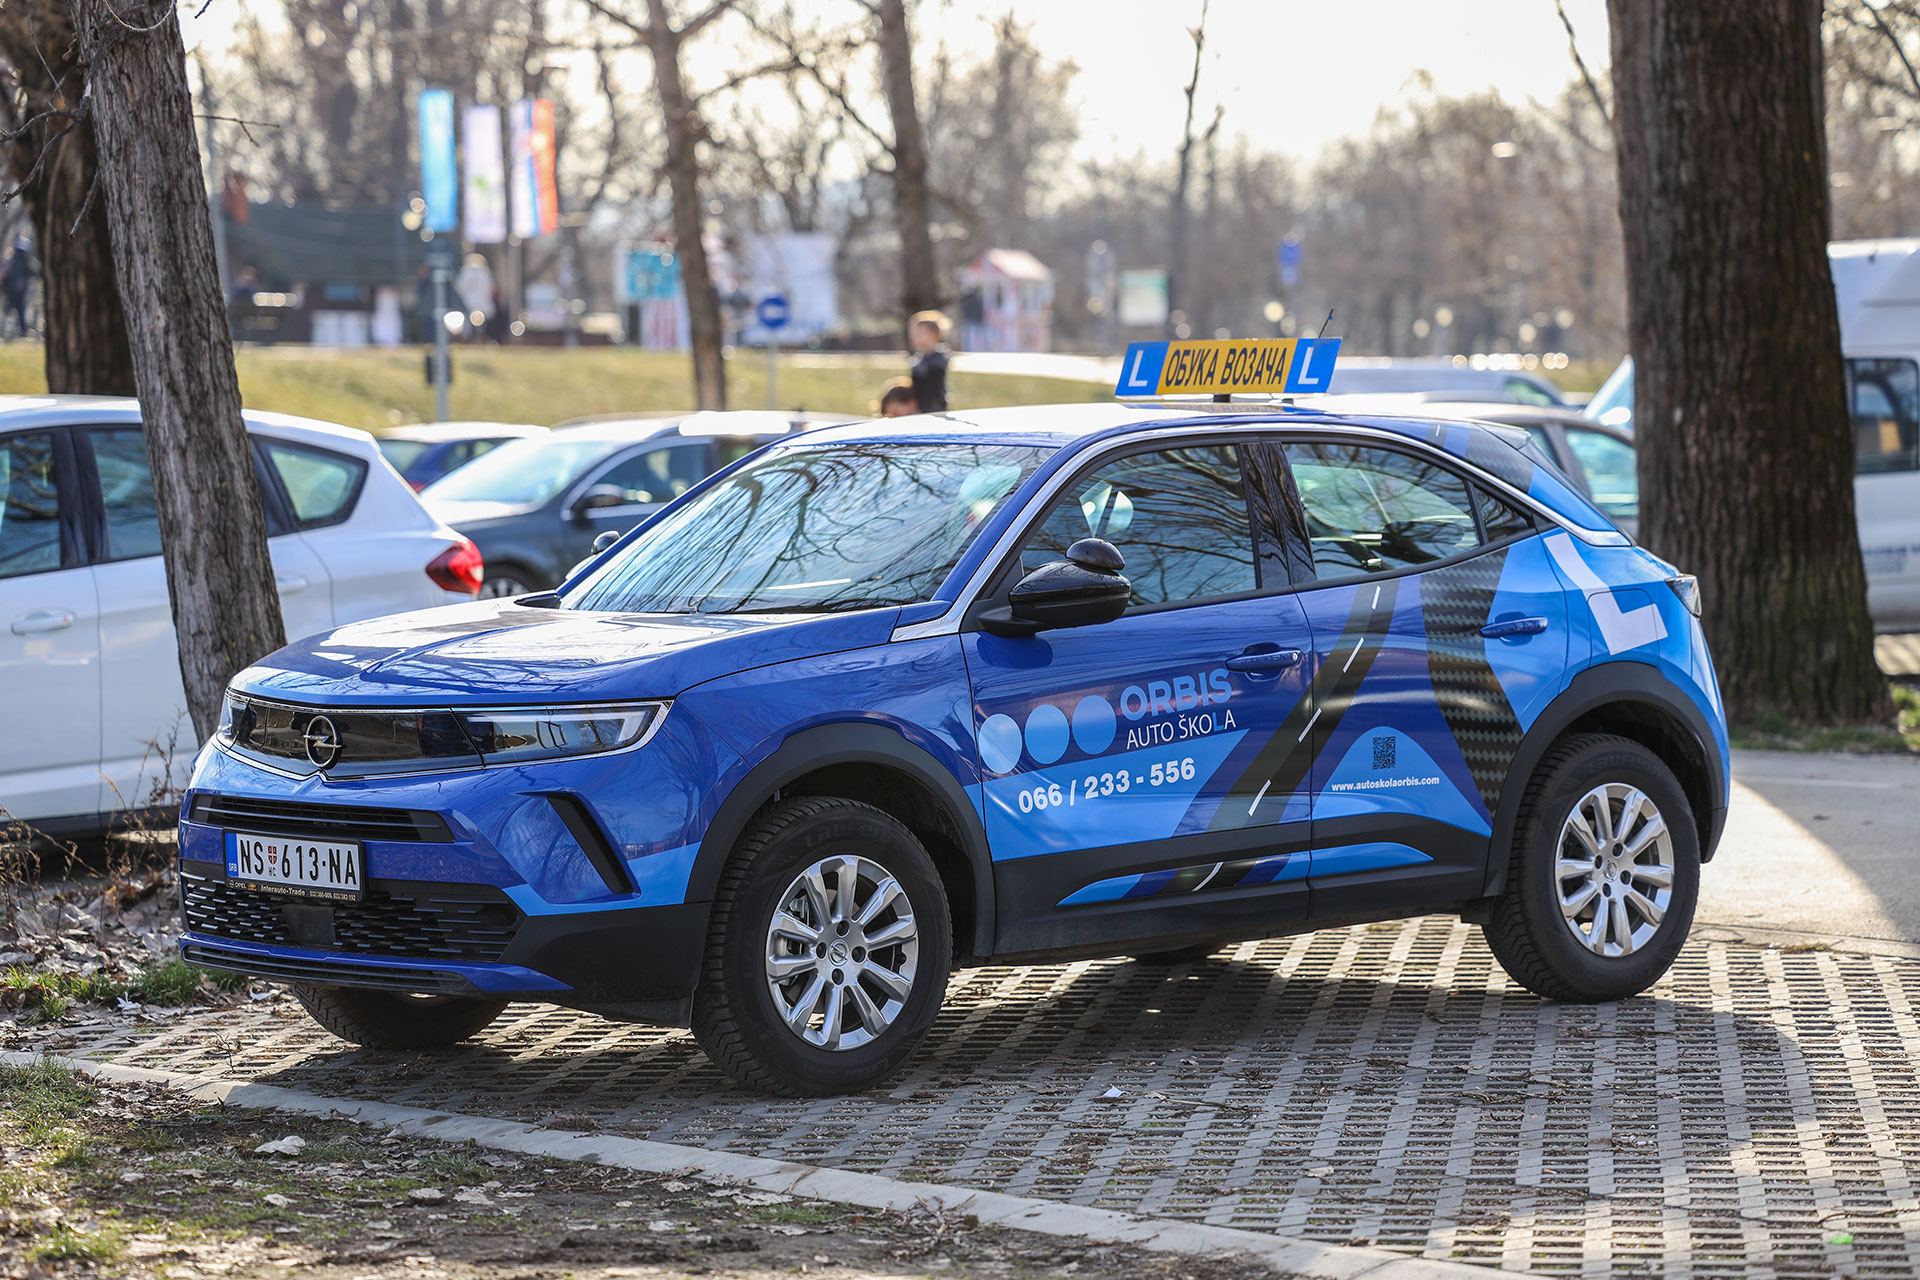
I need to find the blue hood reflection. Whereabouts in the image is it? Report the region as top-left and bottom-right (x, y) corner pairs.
(231, 596), (903, 707)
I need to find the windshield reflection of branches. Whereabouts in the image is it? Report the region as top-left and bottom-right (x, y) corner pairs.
(564, 443), (1050, 614)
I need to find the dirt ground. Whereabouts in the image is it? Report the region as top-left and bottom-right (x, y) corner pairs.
(0, 1062), (1280, 1280)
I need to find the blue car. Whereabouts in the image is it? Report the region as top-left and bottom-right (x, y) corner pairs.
(178, 341), (1728, 1096)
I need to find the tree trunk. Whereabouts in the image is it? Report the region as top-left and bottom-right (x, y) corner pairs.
(71, 0), (285, 740)
(1167, 1), (1210, 339)
(1608, 0), (1891, 726)
(0, 4), (134, 395)
(646, 0), (726, 410)
(874, 0), (938, 323)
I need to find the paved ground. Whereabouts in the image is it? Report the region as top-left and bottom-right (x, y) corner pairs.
(1700, 748), (1920, 956)
(36, 745), (1920, 1279)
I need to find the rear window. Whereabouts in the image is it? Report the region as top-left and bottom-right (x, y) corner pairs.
(377, 437), (431, 473)
(1848, 358), (1920, 475)
(263, 439), (367, 528)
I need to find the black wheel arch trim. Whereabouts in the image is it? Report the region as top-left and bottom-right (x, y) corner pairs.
(689, 722), (995, 960)
(1484, 660), (1727, 898)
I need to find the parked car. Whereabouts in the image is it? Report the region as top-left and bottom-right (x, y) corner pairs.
(178, 390), (1726, 1095)
(375, 421), (546, 491)
(421, 410), (853, 598)
(0, 396), (482, 834)
(1330, 356), (1568, 406)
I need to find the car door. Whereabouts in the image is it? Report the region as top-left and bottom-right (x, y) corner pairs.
(1278, 437), (1568, 916)
(568, 440), (713, 564)
(1848, 356), (1920, 630)
(80, 426), (332, 814)
(0, 427), (101, 823)
(963, 441), (1318, 955)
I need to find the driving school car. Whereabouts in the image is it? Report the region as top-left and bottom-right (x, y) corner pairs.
(177, 336), (1729, 1097)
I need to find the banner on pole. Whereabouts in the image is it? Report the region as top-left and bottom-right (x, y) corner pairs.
(510, 98), (559, 238)
(418, 89), (458, 234)
(463, 104), (507, 245)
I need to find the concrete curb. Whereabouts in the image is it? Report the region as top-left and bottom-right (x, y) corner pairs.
(6, 1050), (1535, 1280)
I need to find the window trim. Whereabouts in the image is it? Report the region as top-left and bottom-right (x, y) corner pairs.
(258, 435), (369, 531)
(0, 426), (84, 579)
(961, 435), (1286, 631)
(1271, 432), (1538, 591)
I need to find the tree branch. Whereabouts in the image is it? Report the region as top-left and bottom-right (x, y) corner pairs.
(1554, 0), (1611, 126)
(677, 0), (737, 42)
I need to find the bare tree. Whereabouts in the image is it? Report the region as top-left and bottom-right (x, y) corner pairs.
(70, 0), (285, 738)
(0, 3), (133, 394)
(1609, 0), (1891, 726)
(586, 0), (734, 409)
(1166, 0), (1218, 339)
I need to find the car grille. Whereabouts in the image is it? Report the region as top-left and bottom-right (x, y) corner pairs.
(187, 794), (454, 843)
(181, 943), (471, 995)
(180, 870), (520, 962)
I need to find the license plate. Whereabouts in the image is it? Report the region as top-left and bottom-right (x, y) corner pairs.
(225, 831), (365, 902)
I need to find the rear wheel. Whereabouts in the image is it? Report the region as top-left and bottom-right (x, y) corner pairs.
(290, 985), (508, 1049)
(1482, 734), (1699, 1002)
(479, 570), (538, 598)
(692, 797), (951, 1096)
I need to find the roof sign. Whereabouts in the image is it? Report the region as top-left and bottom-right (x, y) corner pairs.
(1114, 337), (1341, 398)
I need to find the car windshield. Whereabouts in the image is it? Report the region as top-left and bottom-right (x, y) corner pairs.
(1586, 357), (1634, 431)
(423, 436), (616, 505)
(563, 441), (1052, 614)
(377, 437), (430, 471)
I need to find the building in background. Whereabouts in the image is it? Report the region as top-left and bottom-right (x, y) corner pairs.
(959, 249), (1054, 352)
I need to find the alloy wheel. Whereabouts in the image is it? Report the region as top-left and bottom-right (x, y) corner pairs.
(764, 854), (920, 1051)
(1554, 782), (1676, 958)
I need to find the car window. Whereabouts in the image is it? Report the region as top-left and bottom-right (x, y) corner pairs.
(1563, 427), (1639, 521)
(1848, 357), (1920, 475)
(84, 427), (164, 561)
(377, 437), (430, 473)
(471, 438), (510, 460)
(593, 444), (709, 506)
(1018, 445), (1257, 607)
(1478, 487), (1534, 541)
(263, 439), (367, 528)
(0, 432), (62, 579)
(1520, 424), (1555, 455)
(1285, 442), (1481, 580)
(565, 441), (1051, 614)
(425, 436), (611, 505)
(1505, 377), (1561, 407)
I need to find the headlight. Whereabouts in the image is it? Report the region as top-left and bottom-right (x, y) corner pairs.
(453, 702), (668, 765)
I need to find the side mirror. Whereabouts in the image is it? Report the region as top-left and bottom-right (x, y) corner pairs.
(983, 538), (1131, 636)
(571, 484), (627, 521)
(591, 530), (623, 554)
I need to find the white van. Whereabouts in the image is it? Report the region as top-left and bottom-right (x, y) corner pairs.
(1586, 239), (1920, 632)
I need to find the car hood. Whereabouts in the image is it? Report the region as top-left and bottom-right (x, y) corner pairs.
(231, 597), (903, 706)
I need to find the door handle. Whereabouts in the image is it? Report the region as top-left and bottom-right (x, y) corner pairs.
(1480, 616), (1549, 639)
(275, 574), (310, 594)
(11, 609), (75, 636)
(1225, 648), (1304, 673)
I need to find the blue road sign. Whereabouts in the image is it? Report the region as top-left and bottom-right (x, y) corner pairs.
(756, 293), (791, 330)
(1279, 235), (1302, 288)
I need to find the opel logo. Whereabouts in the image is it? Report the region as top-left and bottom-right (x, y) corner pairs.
(828, 942), (850, 965)
(302, 715), (341, 769)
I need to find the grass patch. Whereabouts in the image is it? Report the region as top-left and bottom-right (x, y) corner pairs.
(1732, 682), (1920, 754)
(125, 958), (245, 1004)
(1, 966), (125, 1022)
(0, 343), (1106, 431)
(26, 1222), (121, 1264)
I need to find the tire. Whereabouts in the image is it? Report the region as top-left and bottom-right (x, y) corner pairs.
(692, 797), (952, 1096)
(290, 985), (508, 1049)
(479, 570), (539, 599)
(1482, 733), (1700, 1002)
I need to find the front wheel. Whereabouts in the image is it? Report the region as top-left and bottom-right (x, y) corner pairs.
(692, 797), (952, 1096)
(290, 985), (508, 1049)
(1482, 734), (1700, 1002)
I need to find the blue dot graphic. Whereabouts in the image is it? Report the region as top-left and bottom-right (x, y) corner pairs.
(1072, 695), (1117, 754)
(978, 714), (1023, 774)
(1025, 703), (1071, 765)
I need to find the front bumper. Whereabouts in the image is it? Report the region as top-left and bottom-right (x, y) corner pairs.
(175, 742), (715, 1015)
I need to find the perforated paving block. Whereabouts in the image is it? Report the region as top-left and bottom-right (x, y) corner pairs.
(65, 918), (1920, 1278)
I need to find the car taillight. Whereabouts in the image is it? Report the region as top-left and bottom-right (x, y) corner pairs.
(427, 537), (484, 595)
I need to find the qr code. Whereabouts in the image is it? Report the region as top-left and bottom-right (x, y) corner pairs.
(1372, 734), (1397, 771)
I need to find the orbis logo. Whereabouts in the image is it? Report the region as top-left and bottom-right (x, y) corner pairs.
(977, 668), (1236, 775)
(1119, 669), (1233, 720)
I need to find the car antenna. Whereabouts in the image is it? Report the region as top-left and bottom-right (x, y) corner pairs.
(1315, 308), (1336, 339)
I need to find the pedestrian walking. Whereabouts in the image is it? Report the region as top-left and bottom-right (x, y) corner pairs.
(2, 238), (36, 340)
(909, 310), (950, 413)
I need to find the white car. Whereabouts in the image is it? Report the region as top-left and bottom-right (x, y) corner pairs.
(0, 396), (481, 834)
